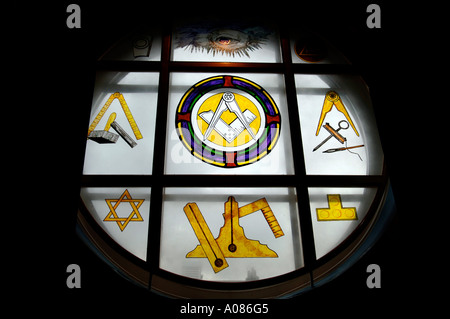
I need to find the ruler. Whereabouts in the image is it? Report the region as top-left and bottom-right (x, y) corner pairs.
(238, 198), (284, 238)
(183, 203), (228, 273)
(87, 92), (143, 140)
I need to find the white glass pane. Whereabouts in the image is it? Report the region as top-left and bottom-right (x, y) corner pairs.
(159, 187), (303, 282)
(172, 23), (281, 63)
(83, 72), (158, 175)
(295, 74), (384, 175)
(165, 73), (295, 175)
(308, 187), (377, 259)
(80, 187), (151, 261)
(99, 30), (162, 61)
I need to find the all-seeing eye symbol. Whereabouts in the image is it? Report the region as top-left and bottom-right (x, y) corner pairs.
(174, 22), (272, 58)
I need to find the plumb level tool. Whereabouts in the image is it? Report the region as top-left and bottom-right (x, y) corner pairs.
(184, 197), (284, 273)
(184, 202), (229, 273)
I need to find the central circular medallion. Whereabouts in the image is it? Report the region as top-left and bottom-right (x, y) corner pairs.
(175, 75), (281, 168)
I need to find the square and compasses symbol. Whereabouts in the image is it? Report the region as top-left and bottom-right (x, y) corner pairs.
(104, 189), (144, 231)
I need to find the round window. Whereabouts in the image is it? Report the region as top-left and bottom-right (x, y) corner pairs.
(78, 21), (395, 298)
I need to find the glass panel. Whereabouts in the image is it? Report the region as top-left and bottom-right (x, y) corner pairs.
(99, 29), (162, 61)
(83, 72), (159, 175)
(159, 187), (303, 282)
(290, 31), (349, 64)
(295, 74), (384, 175)
(80, 187), (151, 261)
(172, 22), (281, 63)
(308, 187), (377, 259)
(165, 73), (295, 174)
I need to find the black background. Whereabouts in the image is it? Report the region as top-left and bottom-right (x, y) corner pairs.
(20, 1), (432, 317)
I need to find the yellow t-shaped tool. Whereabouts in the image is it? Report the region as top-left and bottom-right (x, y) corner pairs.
(316, 91), (359, 137)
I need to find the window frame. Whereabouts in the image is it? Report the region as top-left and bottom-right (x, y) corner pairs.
(77, 25), (390, 298)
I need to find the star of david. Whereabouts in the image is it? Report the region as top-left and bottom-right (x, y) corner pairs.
(104, 189), (144, 231)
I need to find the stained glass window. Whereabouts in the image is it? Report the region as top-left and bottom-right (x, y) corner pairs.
(82, 72), (159, 175)
(77, 20), (395, 298)
(80, 187), (151, 261)
(291, 31), (349, 64)
(100, 30), (162, 61)
(295, 74), (384, 175)
(165, 72), (294, 174)
(172, 22), (282, 63)
(160, 187), (302, 281)
(307, 187), (377, 259)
